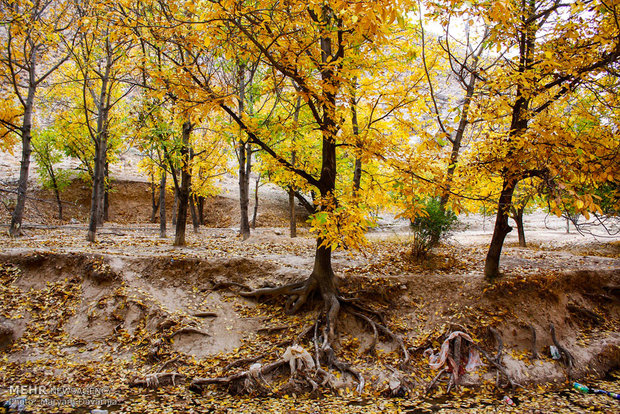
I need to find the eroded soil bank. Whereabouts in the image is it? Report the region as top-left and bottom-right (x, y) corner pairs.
(0, 229), (618, 412)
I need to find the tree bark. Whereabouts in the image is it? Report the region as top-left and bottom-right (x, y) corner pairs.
(484, 179), (517, 281)
(102, 162), (109, 222)
(251, 173), (259, 229)
(9, 72), (36, 237)
(511, 205), (527, 247)
(86, 42), (113, 242)
(310, 28), (340, 302)
(350, 81), (362, 197)
(174, 121), (192, 246)
(197, 196), (205, 225)
(171, 188), (177, 227)
(87, 136), (107, 242)
(289, 188), (296, 238)
(159, 170), (166, 238)
(190, 194), (199, 232)
(150, 172), (158, 223)
(48, 167), (63, 221)
(237, 64), (251, 240)
(289, 96), (301, 237)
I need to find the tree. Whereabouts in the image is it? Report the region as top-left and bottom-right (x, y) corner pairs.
(454, 0), (620, 280)
(0, 0), (72, 236)
(65, 1), (134, 242)
(31, 128), (72, 220)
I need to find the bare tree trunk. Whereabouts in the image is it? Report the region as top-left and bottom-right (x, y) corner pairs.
(197, 196), (205, 225)
(350, 81), (362, 197)
(174, 121), (192, 246)
(289, 188), (296, 238)
(237, 64), (251, 240)
(102, 162), (109, 222)
(87, 136), (107, 242)
(49, 169), (63, 221)
(308, 31), (340, 305)
(9, 78), (36, 237)
(86, 46), (113, 242)
(150, 172), (158, 223)
(159, 170), (166, 238)
(190, 194), (199, 233)
(511, 205), (527, 247)
(251, 173), (260, 229)
(484, 179), (517, 281)
(289, 96), (301, 237)
(171, 188), (177, 227)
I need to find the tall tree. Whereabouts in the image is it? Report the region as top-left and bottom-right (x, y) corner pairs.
(66, 1), (134, 242)
(0, 0), (72, 236)
(460, 0), (620, 280)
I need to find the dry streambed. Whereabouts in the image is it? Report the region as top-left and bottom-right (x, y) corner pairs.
(0, 250), (617, 412)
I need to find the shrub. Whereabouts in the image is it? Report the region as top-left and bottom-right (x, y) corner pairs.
(410, 198), (457, 258)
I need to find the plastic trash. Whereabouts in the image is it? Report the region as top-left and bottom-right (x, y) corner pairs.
(550, 345), (561, 359)
(573, 382), (590, 393)
(572, 382), (620, 400)
(502, 396), (515, 406)
(91, 410), (109, 414)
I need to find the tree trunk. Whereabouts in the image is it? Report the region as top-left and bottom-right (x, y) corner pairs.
(439, 82), (475, 209)
(484, 179), (517, 281)
(150, 172), (158, 223)
(511, 206), (526, 247)
(251, 173), (259, 229)
(190, 194), (199, 233)
(310, 242), (337, 295)
(197, 196), (205, 225)
(102, 162), (109, 222)
(237, 64), (252, 240)
(9, 81), (36, 237)
(350, 82), (362, 197)
(171, 189), (178, 227)
(289, 187), (296, 238)
(46, 164), (63, 221)
(174, 121), (192, 246)
(87, 49), (113, 242)
(87, 136), (107, 242)
(159, 170), (166, 238)
(308, 31), (340, 306)
(289, 96), (300, 237)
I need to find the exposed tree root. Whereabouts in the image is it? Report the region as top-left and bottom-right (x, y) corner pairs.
(257, 325), (290, 334)
(189, 274), (410, 395)
(192, 311), (217, 318)
(157, 357), (179, 373)
(471, 343), (521, 390)
(240, 278), (317, 314)
(426, 368), (448, 394)
(488, 327), (504, 388)
(529, 324), (538, 360)
(550, 323), (575, 379)
(345, 309), (409, 364)
(166, 327), (210, 339)
(130, 372), (187, 388)
(567, 303), (602, 325)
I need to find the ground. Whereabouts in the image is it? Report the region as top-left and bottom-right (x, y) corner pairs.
(0, 152), (619, 412)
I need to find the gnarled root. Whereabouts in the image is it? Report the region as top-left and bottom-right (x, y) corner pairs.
(191, 276), (409, 396)
(130, 372), (187, 388)
(550, 323), (575, 379)
(240, 277), (317, 314)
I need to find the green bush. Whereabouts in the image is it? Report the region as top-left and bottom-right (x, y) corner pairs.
(410, 198), (457, 258)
